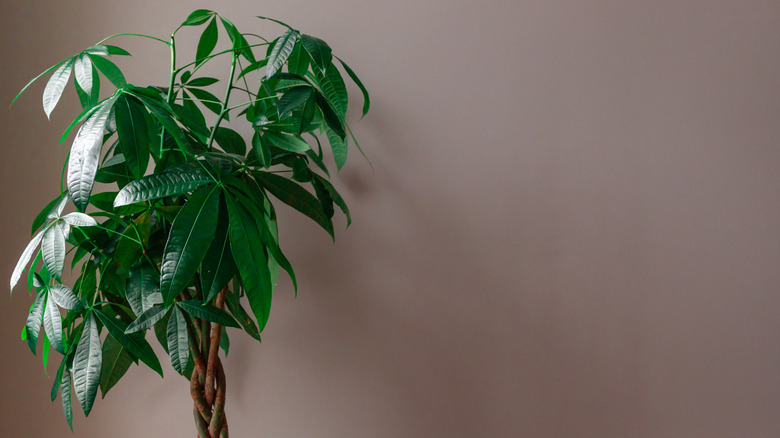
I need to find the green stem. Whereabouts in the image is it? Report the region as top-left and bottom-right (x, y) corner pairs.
(159, 34), (178, 158)
(96, 33), (170, 46)
(206, 54), (239, 151)
(175, 43), (270, 74)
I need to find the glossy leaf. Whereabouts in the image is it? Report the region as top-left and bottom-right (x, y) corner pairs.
(43, 294), (64, 354)
(25, 294), (45, 355)
(11, 231), (43, 292)
(182, 9), (213, 26)
(12, 58), (70, 106)
(159, 186), (219, 304)
(42, 59), (74, 119)
(178, 300), (239, 328)
(62, 368), (73, 430)
(94, 308), (163, 376)
(106, 45), (131, 56)
(226, 195), (273, 331)
(74, 54), (94, 96)
(90, 55), (127, 88)
(220, 17), (256, 63)
(61, 212), (98, 227)
(188, 87), (223, 115)
(49, 284), (81, 310)
(264, 130), (310, 153)
(301, 34), (332, 73)
(201, 205), (236, 303)
(312, 174), (351, 225)
(278, 86), (312, 118)
(67, 96), (118, 212)
(32, 192), (68, 235)
(73, 315), (102, 416)
(41, 225), (66, 281)
(316, 92), (346, 139)
(126, 264), (161, 316)
(266, 29), (299, 79)
(318, 63), (348, 118)
(287, 42), (309, 76)
(326, 125), (348, 170)
(337, 57), (370, 117)
(187, 77), (219, 87)
(251, 131), (272, 168)
(166, 307), (189, 374)
(114, 164), (214, 207)
(196, 18), (219, 66)
(99, 335), (134, 398)
(225, 287), (261, 341)
(214, 127), (247, 155)
(115, 95), (151, 178)
(253, 171), (334, 238)
(125, 305), (167, 334)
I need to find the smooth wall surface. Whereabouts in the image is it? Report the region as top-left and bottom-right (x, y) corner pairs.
(1, 1), (780, 437)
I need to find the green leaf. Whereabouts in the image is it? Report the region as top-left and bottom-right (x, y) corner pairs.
(125, 305), (167, 334)
(253, 171), (334, 238)
(11, 57), (69, 106)
(67, 96), (118, 211)
(42, 58), (74, 119)
(90, 55), (127, 88)
(318, 63), (348, 118)
(264, 130), (310, 153)
(43, 294), (64, 354)
(287, 42), (310, 77)
(326, 127), (348, 170)
(126, 264), (161, 316)
(74, 54), (94, 96)
(62, 212), (98, 227)
(225, 288), (262, 341)
(337, 57), (370, 117)
(52, 358), (65, 401)
(73, 314), (102, 416)
(187, 87), (223, 115)
(32, 192), (68, 235)
(94, 308), (163, 376)
(251, 131), (272, 168)
(301, 34), (332, 73)
(312, 174), (351, 225)
(114, 164), (214, 207)
(25, 293), (45, 355)
(41, 225), (66, 281)
(182, 9), (214, 26)
(178, 300), (239, 328)
(220, 17), (256, 63)
(106, 45), (131, 56)
(99, 335), (134, 398)
(166, 307), (189, 374)
(225, 195), (273, 331)
(201, 204), (236, 303)
(49, 284), (81, 310)
(62, 368), (73, 430)
(266, 29), (299, 79)
(160, 186), (219, 304)
(315, 92), (346, 139)
(131, 92), (191, 152)
(196, 17), (219, 66)
(10, 231), (43, 292)
(278, 86), (312, 118)
(115, 95), (151, 179)
(186, 77), (219, 87)
(214, 127), (247, 155)
(220, 328), (230, 356)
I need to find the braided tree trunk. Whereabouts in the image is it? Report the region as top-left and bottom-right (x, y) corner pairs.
(188, 287), (229, 437)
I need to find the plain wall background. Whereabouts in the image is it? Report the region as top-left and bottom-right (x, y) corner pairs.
(1, 1), (779, 436)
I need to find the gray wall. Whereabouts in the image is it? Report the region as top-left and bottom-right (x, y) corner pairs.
(1, 1), (779, 436)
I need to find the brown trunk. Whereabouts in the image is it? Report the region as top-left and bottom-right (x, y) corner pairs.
(190, 287), (230, 438)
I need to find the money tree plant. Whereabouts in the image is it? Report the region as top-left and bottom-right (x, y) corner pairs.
(9, 9), (369, 437)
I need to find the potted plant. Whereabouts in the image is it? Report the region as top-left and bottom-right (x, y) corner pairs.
(9, 9), (370, 437)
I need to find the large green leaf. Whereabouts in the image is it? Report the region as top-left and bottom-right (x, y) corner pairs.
(196, 17), (219, 66)
(115, 95), (151, 178)
(337, 57), (370, 117)
(61, 212), (98, 227)
(73, 314), (102, 416)
(41, 225), (66, 282)
(225, 288), (262, 341)
(114, 164), (214, 207)
(31, 192), (68, 235)
(277, 86), (312, 118)
(74, 54), (94, 96)
(225, 195), (273, 331)
(166, 307), (189, 374)
(125, 305), (167, 334)
(326, 126), (348, 170)
(126, 264), (161, 316)
(266, 29), (299, 79)
(213, 127), (246, 155)
(317, 63), (348, 118)
(12, 57), (70, 106)
(287, 42), (310, 77)
(181, 9), (214, 26)
(159, 186), (219, 304)
(49, 285), (81, 310)
(62, 368), (73, 430)
(253, 171), (334, 238)
(264, 130), (311, 153)
(178, 300), (239, 327)
(316, 92), (346, 139)
(25, 294), (45, 355)
(43, 294), (64, 354)
(94, 308), (163, 376)
(67, 96), (118, 211)
(90, 55), (127, 88)
(220, 17), (256, 63)
(42, 58), (74, 119)
(99, 335), (134, 398)
(301, 34), (332, 73)
(200, 203), (236, 303)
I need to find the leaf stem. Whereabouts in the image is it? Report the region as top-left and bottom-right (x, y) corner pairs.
(206, 54), (239, 151)
(96, 33), (170, 46)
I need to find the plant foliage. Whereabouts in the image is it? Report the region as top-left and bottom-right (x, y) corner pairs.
(10, 10), (369, 435)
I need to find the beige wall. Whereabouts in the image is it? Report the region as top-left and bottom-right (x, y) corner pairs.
(2, 1), (780, 436)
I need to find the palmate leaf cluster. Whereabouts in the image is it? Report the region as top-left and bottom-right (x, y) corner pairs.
(9, 10), (369, 430)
